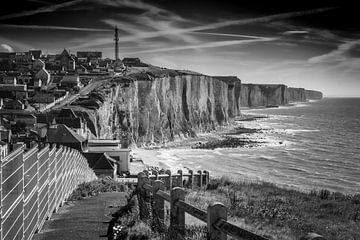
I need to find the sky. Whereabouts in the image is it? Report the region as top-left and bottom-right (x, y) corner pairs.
(0, 0), (359, 97)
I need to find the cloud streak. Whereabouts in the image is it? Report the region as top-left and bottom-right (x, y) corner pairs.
(73, 6), (334, 49)
(123, 37), (278, 55)
(0, 0), (83, 20)
(308, 40), (360, 63)
(0, 23), (112, 32)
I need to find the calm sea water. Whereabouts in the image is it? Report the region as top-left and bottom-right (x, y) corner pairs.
(156, 98), (360, 194)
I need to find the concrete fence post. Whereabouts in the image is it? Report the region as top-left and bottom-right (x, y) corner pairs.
(165, 170), (172, 190)
(170, 187), (186, 239)
(153, 180), (165, 222)
(188, 170), (194, 189)
(207, 202), (227, 240)
(177, 170), (183, 188)
(197, 170), (203, 188)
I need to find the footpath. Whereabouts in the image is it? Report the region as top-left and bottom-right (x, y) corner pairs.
(34, 192), (127, 240)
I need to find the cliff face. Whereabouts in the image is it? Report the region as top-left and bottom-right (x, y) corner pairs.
(213, 76), (242, 117)
(63, 66), (323, 145)
(240, 84), (288, 107)
(305, 90), (323, 100)
(87, 70), (229, 144)
(287, 88), (306, 102)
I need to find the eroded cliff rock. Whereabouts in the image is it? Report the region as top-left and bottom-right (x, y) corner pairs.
(305, 90), (323, 99)
(287, 87), (306, 102)
(78, 68), (230, 145)
(213, 76), (242, 117)
(60, 66), (322, 145)
(240, 84), (288, 107)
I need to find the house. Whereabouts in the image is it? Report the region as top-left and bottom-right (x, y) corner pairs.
(29, 50), (42, 59)
(13, 114), (37, 127)
(59, 49), (75, 71)
(0, 141), (8, 159)
(59, 75), (80, 88)
(122, 58), (148, 67)
(3, 76), (17, 84)
(54, 108), (87, 137)
(3, 99), (25, 110)
(83, 152), (118, 178)
(47, 124), (87, 152)
(32, 92), (55, 103)
(87, 139), (130, 173)
(0, 83), (28, 100)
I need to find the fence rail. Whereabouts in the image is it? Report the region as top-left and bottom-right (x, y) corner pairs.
(0, 144), (97, 240)
(137, 170), (326, 240)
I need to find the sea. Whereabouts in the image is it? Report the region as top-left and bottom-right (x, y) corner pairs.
(153, 98), (360, 194)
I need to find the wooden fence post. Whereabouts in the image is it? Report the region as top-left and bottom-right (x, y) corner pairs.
(154, 170), (159, 180)
(207, 202), (227, 240)
(153, 180), (165, 222)
(197, 170), (203, 188)
(137, 172), (151, 221)
(170, 187), (186, 239)
(177, 170), (183, 188)
(203, 170), (210, 186)
(165, 170), (172, 190)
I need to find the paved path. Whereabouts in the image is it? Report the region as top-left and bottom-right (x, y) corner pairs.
(34, 192), (127, 240)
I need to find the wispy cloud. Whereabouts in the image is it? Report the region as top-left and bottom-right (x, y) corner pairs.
(192, 32), (270, 39)
(0, 23), (112, 32)
(0, 0), (83, 20)
(283, 30), (309, 35)
(0, 44), (14, 52)
(74, 6), (334, 49)
(123, 37), (278, 55)
(308, 40), (360, 63)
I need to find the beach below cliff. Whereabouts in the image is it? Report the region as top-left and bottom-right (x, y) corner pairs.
(130, 114), (270, 172)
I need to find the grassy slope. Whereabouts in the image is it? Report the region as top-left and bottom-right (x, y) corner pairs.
(186, 177), (360, 240)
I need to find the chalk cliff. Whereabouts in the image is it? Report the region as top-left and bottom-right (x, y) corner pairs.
(213, 76), (242, 117)
(61, 66), (322, 145)
(79, 68), (230, 145)
(305, 90), (323, 100)
(287, 87), (306, 102)
(240, 84), (288, 107)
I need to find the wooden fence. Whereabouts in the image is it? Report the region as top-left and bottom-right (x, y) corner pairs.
(0, 144), (97, 240)
(137, 170), (326, 240)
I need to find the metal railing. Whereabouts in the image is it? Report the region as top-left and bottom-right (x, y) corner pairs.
(0, 144), (97, 240)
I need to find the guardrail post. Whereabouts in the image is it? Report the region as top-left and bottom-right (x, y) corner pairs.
(197, 170), (203, 188)
(153, 180), (165, 222)
(207, 202), (227, 240)
(177, 170), (183, 188)
(165, 170), (172, 190)
(300, 233), (326, 240)
(170, 187), (186, 239)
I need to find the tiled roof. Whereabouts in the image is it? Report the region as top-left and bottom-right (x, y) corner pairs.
(83, 152), (116, 170)
(47, 124), (85, 143)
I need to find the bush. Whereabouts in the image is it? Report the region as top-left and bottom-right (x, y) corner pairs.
(68, 178), (130, 201)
